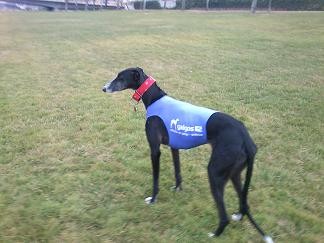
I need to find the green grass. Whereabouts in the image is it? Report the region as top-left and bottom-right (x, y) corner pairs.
(0, 10), (323, 242)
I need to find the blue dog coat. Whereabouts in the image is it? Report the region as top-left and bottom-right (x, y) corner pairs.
(146, 96), (217, 149)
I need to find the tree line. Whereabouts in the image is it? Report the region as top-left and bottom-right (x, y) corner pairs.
(64, 0), (324, 11)
(176, 0), (324, 11)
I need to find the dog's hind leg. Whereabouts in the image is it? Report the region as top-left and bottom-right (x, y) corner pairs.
(208, 163), (229, 236)
(228, 156), (246, 221)
(231, 171), (244, 221)
(207, 149), (233, 237)
(171, 148), (182, 191)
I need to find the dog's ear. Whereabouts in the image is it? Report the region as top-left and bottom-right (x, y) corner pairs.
(133, 67), (144, 83)
(133, 69), (141, 83)
(136, 67), (143, 73)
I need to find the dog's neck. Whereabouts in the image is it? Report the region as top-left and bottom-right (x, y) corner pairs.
(139, 79), (166, 109)
(142, 84), (166, 109)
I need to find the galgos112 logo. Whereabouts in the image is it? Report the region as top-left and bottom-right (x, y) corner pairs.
(170, 118), (203, 135)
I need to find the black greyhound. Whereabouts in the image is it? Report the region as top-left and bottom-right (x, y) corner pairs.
(102, 67), (273, 243)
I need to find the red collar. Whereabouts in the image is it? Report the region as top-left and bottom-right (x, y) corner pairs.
(132, 76), (156, 102)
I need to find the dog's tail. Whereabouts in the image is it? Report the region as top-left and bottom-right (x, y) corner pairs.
(241, 128), (257, 216)
(242, 130), (274, 243)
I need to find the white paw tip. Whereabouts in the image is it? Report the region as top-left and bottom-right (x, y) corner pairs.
(144, 197), (153, 205)
(231, 213), (243, 221)
(263, 236), (274, 243)
(171, 186), (181, 192)
(208, 232), (215, 238)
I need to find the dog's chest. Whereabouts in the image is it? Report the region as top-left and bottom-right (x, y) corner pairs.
(146, 96), (216, 149)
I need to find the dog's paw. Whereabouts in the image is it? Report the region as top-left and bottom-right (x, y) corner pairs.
(208, 232), (215, 238)
(263, 236), (274, 243)
(144, 197), (155, 205)
(170, 185), (182, 192)
(231, 213), (243, 222)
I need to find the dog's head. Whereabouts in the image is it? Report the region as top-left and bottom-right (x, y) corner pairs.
(102, 67), (148, 93)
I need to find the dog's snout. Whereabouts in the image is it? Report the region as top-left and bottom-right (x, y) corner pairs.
(102, 87), (107, 92)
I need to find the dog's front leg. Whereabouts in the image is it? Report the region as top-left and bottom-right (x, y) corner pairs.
(145, 147), (160, 204)
(145, 117), (167, 205)
(171, 148), (182, 191)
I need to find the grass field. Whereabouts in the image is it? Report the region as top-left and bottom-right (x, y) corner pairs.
(0, 10), (323, 242)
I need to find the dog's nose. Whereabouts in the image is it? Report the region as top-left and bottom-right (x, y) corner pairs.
(102, 87), (106, 92)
